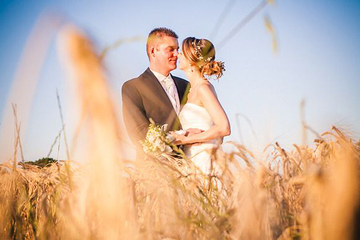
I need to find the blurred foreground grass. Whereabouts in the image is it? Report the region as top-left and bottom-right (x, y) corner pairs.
(0, 126), (359, 240)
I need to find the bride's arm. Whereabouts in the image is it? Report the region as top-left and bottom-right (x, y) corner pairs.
(175, 84), (231, 145)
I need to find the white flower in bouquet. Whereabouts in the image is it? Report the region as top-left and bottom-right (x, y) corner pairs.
(140, 120), (175, 156)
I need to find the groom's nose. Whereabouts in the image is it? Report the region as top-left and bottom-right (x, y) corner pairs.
(173, 49), (179, 57)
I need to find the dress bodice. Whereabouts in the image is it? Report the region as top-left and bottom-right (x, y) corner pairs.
(178, 103), (219, 174)
(179, 103), (214, 131)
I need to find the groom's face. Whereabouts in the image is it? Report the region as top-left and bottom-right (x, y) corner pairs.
(154, 36), (179, 73)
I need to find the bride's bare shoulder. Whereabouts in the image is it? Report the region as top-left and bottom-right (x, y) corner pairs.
(198, 82), (217, 97)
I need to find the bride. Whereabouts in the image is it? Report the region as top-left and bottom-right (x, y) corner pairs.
(173, 37), (231, 174)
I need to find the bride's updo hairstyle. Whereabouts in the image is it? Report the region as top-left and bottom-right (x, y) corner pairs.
(182, 37), (225, 79)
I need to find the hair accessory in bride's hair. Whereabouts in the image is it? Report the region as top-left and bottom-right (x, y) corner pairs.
(191, 40), (203, 60)
(191, 39), (214, 63)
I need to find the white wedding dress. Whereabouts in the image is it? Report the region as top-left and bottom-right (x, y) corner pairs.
(178, 103), (219, 174)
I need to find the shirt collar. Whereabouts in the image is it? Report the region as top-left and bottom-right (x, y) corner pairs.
(150, 69), (171, 82)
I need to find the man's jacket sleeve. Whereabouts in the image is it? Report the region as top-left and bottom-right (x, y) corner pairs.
(121, 81), (150, 147)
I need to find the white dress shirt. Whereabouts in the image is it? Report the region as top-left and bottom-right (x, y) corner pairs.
(150, 69), (180, 114)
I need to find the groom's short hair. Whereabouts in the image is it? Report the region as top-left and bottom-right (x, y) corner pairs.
(146, 27), (178, 58)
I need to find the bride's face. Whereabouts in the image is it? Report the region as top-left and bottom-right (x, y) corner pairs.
(178, 51), (191, 71)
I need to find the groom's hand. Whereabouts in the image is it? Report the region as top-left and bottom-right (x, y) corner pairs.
(185, 128), (204, 137)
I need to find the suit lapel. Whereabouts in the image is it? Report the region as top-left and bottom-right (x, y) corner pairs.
(172, 74), (190, 108)
(144, 68), (177, 113)
(142, 68), (183, 130)
(171, 74), (181, 100)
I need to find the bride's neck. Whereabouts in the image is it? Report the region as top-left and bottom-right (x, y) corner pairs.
(185, 70), (204, 86)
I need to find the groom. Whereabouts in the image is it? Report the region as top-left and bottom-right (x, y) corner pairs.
(122, 27), (189, 151)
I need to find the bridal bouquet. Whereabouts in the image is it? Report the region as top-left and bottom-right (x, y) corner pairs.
(140, 119), (185, 157)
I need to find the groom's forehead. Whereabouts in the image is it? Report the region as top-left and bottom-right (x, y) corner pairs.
(156, 36), (179, 48)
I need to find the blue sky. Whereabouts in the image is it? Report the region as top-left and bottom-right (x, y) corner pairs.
(1, 0), (359, 161)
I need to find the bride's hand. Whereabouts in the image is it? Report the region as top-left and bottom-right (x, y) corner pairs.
(170, 129), (204, 145)
(171, 132), (201, 146)
(185, 128), (204, 136)
(173, 134), (187, 145)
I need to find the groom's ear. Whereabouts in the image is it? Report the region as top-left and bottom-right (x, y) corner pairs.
(150, 46), (156, 57)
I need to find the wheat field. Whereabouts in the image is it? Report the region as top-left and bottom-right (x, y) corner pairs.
(0, 26), (359, 240)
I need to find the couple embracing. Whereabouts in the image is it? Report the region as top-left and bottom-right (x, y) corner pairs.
(122, 27), (231, 174)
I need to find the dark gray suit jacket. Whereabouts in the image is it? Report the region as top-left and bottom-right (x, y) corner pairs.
(122, 68), (189, 149)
